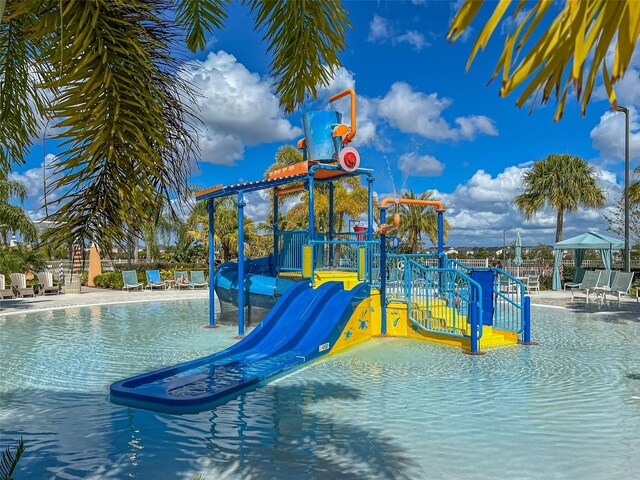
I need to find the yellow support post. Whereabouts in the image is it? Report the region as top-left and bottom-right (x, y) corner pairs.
(357, 246), (366, 281)
(302, 244), (313, 278)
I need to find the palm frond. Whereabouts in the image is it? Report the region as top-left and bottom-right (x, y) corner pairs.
(1, 437), (25, 480)
(448, 0), (640, 120)
(35, 0), (198, 252)
(246, 0), (351, 113)
(0, 2), (45, 171)
(174, 0), (228, 52)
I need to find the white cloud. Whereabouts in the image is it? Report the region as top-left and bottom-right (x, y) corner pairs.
(590, 108), (640, 162)
(367, 15), (429, 51)
(398, 153), (445, 177)
(378, 82), (498, 141)
(8, 154), (59, 210)
(180, 51), (302, 166)
(437, 164), (620, 247)
(500, 9), (530, 35)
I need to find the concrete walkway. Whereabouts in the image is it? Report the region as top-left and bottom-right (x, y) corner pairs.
(0, 285), (637, 317)
(0, 286), (209, 316)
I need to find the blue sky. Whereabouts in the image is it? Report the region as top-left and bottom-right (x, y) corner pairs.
(12, 0), (640, 247)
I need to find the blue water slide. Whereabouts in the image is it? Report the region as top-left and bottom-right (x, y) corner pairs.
(215, 258), (297, 309)
(110, 281), (369, 414)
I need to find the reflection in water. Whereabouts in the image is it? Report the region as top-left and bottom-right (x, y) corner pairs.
(201, 382), (416, 480)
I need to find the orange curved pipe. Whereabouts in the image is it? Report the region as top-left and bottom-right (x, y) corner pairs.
(380, 213), (400, 234)
(329, 88), (356, 144)
(379, 198), (445, 210)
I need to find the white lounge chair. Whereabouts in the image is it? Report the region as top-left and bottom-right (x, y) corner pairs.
(571, 270), (601, 303)
(190, 270), (208, 289)
(0, 274), (15, 299)
(174, 270), (194, 290)
(121, 270), (143, 291)
(9, 273), (35, 298)
(526, 275), (540, 294)
(36, 272), (60, 295)
(145, 270), (166, 290)
(596, 271), (636, 303)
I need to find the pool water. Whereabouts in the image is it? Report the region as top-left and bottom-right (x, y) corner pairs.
(1, 301), (639, 479)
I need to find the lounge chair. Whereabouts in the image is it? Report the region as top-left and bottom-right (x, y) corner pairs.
(36, 272), (60, 295)
(571, 270), (601, 304)
(145, 270), (166, 290)
(526, 275), (540, 294)
(174, 270), (194, 290)
(190, 270), (208, 289)
(9, 273), (35, 298)
(0, 274), (15, 299)
(121, 270), (143, 291)
(596, 271), (636, 303)
(564, 268), (585, 291)
(594, 269), (611, 289)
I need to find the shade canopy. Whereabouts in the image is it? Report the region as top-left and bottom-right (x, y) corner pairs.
(552, 231), (624, 290)
(553, 231), (624, 250)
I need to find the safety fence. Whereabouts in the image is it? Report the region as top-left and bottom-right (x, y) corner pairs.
(448, 258), (527, 335)
(309, 239), (380, 285)
(405, 261), (483, 351)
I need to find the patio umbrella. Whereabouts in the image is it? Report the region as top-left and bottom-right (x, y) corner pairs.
(514, 231), (523, 276)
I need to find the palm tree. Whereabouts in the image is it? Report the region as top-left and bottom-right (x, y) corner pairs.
(513, 154), (606, 243)
(631, 165), (640, 206)
(397, 190), (450, 254)
(2, 1), (351, 251)
(448, 1), (640, 120)
(0, 178), (37, 245)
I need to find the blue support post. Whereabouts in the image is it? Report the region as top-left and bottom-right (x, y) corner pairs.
(206, 198), (217, 328)
(308, 175), (315, 242)
(470, 300), (478, 353)
(380, 207), (387, 335)
(237, 191), (246, 337)
(367, 176), (374, 283)
(437, 210), (444, 255)
(328, 182), (334, 266)
(519, 296), (537, 345)
(273, 190), (279, 274)
(464, 300), (486, 355)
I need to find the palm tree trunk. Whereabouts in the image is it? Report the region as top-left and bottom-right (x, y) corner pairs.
(146, 242), (152, 262)
(556, 209), (564, 243)
(133, 237), (139, 262)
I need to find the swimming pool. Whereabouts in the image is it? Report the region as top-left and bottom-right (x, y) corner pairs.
(1, 300), (639, 479)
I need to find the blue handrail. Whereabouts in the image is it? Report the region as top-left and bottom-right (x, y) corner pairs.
(405, 261), (483, 347)
(491, 267), (526, 334)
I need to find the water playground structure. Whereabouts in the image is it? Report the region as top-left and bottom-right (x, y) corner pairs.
(111, 89), (533, 414)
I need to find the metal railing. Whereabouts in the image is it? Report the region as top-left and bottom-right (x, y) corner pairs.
(276, 230), (309, 271)
(309, 239), (379, 284)
(405, 260), (483, 344)
(385, 253), (444, 301)
(492, 268), (526, 334)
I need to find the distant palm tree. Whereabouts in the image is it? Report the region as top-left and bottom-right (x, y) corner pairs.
(631, 165), (640, 206)
(513, 154), (606, 243)
(397, 190), (450, 254)
(0, 178), (37, 245)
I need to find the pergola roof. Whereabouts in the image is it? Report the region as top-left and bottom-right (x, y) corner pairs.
(554, 231), (624, 250)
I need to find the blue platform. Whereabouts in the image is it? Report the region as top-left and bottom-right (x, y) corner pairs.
(110, 281), (369, 414)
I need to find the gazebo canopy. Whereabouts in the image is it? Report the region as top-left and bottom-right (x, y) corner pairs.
(554, 231), (624, 250)
(552, 231), (624, 290)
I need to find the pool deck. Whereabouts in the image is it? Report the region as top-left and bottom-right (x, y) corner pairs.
(0, 286), (638, 317)
(0, 286), (209, 316)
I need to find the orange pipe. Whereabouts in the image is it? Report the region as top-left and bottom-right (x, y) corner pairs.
(275, 185), (304, 197)
(379, 198), (445, 210)
(329, 88), (356, 144)
(380, 213), (400, 234)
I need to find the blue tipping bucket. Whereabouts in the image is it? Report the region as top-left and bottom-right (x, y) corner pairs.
(301, 110), (342, 162)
